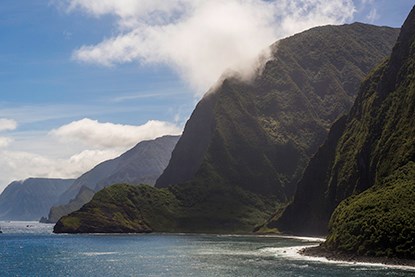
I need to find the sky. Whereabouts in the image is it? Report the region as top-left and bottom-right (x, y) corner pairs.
(0, 0), (414, 192)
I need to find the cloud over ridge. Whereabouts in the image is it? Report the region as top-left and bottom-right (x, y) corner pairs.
(50, 118), (182, 148)
(66, 0), (357, 94)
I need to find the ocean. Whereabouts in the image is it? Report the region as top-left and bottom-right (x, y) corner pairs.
(0, 221), (413, 276)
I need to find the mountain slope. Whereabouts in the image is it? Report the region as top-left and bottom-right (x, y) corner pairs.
(54, 23), (399, 234)
(46, 186), (95, 223)
(58, 135), (180, 204)
(0, 178), (74, 221)
(157, 23), (399, 200)
(270, 6), (415, 258)
(54, 182), (276, 234)
(47, 135), (179, 222)
(325, 7), (415, 258)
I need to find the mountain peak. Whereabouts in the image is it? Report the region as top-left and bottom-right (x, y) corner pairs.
(268, 5), (415, 258)
(156, 22), (399, 199)
(55, 23), (400, 234)
(379, 5), (415, 96)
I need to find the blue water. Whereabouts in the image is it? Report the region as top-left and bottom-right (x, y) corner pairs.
(0, 222), (414, 276)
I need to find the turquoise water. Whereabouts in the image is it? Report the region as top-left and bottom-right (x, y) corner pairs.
(0, 222), (414, 276)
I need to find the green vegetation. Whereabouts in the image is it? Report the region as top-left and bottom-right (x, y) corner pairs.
(157, 22), (399, 208)
(260, 116), (348, 235)
(55, 23), (399, 235)
(49, 135), (180, 223)
(54, 183), (276, 233)
(272, 5), (415, 259)
(326, 163), (415, 258)
(55, 184), (174, 233)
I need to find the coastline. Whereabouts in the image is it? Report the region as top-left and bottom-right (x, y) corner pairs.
(300, 245), (415, 268)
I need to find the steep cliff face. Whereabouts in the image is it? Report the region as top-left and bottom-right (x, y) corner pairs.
(156, 93), (218, 191)
(262, 116), (348, 235)
(0, 178), (73, 221)
(94, 135), (180, 191)
(325, 6), (415, 259)
(271, 6), (415, 258)
(47, 135), (179, 222)
(55, 23), (400, 234)
(157, 23), (399, 201)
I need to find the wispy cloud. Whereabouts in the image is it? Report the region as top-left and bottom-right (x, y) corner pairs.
(1, 104), (106, 125)
(0, 119), (17, 149)
(0, 118), (17, 132)
(366, 7), (379, 23)
(356, 0), (379, 24)
(111, 90), (188, 103)
(62, 0), (357, 94)
(0, 148), (119, 187)
(0, 103), (155, 125)
(50, 118), (182, 148)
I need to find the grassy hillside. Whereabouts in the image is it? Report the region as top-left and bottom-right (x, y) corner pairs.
(55, 183), (275, 233)
(47, 136), (179, 223)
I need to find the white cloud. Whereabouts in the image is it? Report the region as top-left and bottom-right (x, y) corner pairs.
(0, 149), (118, 189)
(366, 8), (379, 23)
(110, 90), (187, 103)
(68, 149), (120, 165)
(0, 118), (17, 132)
(0, 137), (13, 148)
(0, 118), (182, 192)
(50, 118), (182, 148)
(66, 0), (186, 25)
(65, 0), (357, 94)
(357, 0), (378, 24)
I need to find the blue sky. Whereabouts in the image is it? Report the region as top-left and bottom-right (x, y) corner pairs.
(0, 1), (193, 128)
(0, 0), (414, 191)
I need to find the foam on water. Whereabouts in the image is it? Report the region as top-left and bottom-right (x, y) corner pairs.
(0, 231), (413, 276)
(273, 234), (326, 243)
(81, 252), (119, 256)
(1, 223), (413, 275)
(261, 243), (415, 273)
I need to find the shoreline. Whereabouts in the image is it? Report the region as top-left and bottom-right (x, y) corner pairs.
(300, 245), (415, 268)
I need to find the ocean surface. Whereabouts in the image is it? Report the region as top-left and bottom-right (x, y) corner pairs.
(0, 221), (414, 276)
